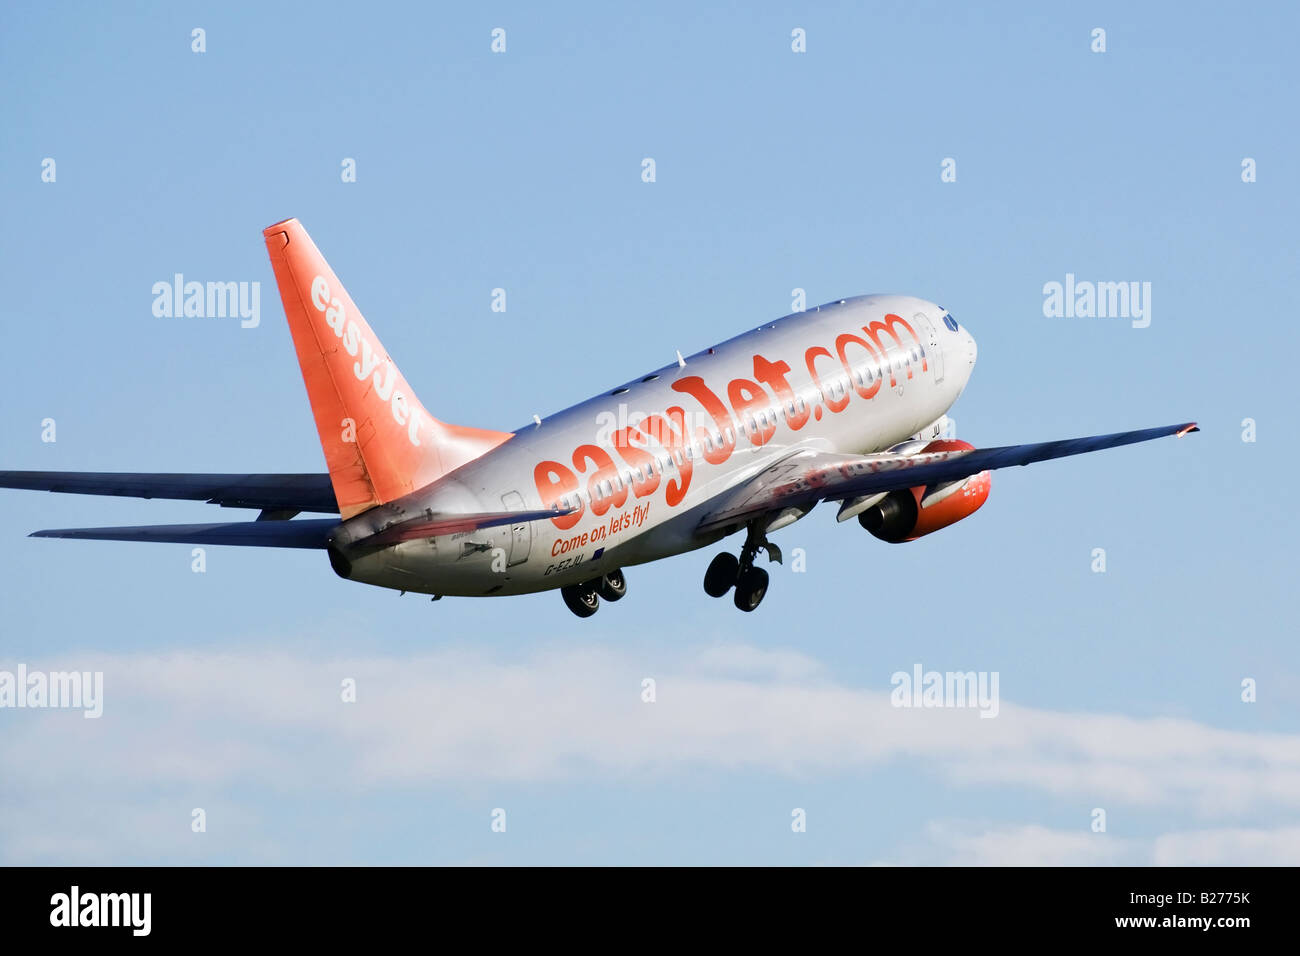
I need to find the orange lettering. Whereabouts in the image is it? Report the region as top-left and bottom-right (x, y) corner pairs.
(727, 377), (775, 446)
(534, 461), (583, 530)
(573, 444), (628, 517)
(805, 346), (850, 413)
(671, 376), (735, 465)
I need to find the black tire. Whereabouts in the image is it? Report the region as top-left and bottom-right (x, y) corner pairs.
(596, 569), (627, 602)
(703, 552), (740, 597)
(561, 583), (600, 618)
(733, 566), (769, 612)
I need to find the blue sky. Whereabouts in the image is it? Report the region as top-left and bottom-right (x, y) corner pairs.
(0, 0), (1297, 864)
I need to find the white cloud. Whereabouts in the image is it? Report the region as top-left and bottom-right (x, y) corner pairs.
(2, 642), (1298, 862)
(1153, 826), (1300, 866)
(919, 822), (1130, 866)
(875, 821), (1300, 866)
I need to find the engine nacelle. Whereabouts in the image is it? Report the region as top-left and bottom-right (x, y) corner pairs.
(858, 440), (991, 543)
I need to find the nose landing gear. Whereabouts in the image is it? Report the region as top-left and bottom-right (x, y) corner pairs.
(702, 521), (781, 612)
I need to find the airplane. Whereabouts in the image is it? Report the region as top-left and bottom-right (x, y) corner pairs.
(0, 219), (1198, 616)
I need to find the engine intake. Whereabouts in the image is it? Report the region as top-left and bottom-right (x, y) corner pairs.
(858, 440), (991, 543)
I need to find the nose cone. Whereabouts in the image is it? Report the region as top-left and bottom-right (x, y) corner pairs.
(964, 326), (977, 365)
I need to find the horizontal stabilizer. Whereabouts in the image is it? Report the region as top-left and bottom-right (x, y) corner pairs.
(29, 519), (339, 549)
(0, 471), (337, 513)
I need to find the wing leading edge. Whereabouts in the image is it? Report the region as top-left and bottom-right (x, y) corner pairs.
(0, 471), (338, 514)
(696, 421), (1199, 535)
(29, 519), (341, 549)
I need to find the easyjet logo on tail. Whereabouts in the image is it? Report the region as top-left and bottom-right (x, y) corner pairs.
(309, 275), (425, 447)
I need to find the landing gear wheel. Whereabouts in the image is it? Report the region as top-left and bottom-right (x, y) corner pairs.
(733, 566), (769, 612)
(703, 552), (740, 597)
(562, 582), (600, 618)
(596, 569), (627, 602)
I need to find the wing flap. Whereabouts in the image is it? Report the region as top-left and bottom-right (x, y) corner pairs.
(0, 471), (338, 513)
(29, 519), (339, 549)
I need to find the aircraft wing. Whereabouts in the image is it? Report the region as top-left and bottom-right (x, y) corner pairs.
(0, 471), (338, 514)
(29, 519), (340, 548)
(696, 421), (1199, 535)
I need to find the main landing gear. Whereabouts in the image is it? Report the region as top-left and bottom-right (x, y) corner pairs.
(561, 568), (627, 618)
(703, 521), (781, 612)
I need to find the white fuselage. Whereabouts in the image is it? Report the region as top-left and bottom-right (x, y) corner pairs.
(331, 295), (977, 596)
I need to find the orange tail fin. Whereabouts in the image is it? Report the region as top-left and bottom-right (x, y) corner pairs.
(263, 219), (512, 519)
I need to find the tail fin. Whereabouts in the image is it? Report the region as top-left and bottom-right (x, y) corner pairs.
(263, 219), (512, 519)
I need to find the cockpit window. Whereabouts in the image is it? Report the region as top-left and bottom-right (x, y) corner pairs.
(943, 313), (959, 332)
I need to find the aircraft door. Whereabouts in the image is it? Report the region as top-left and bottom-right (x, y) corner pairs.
(501, 491), (531, 567)
(916, 312), (944, 384)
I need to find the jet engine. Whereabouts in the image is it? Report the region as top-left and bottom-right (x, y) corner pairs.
(858, 439), (991, 543)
